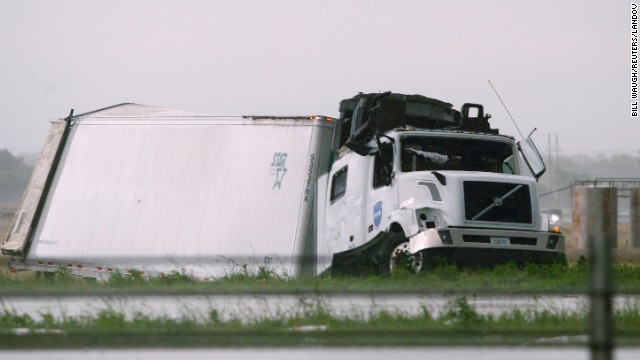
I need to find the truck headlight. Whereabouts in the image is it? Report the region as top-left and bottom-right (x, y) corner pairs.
(416, 208), (447, 230)
(548, 213), (562, 233)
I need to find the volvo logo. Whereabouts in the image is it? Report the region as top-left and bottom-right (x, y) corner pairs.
(493, 197), (504, 207)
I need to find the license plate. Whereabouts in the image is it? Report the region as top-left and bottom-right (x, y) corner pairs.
(490, 237), (510, 246)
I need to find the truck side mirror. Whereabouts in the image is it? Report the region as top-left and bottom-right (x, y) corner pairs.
(517, 137), (546, 179)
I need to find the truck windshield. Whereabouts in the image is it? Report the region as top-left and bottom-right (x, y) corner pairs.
(400, 135), (515, 174)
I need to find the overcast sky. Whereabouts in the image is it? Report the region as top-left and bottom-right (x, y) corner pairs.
(1, 1), (636, 156)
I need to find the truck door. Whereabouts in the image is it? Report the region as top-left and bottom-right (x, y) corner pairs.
(321, 154), (368, 255)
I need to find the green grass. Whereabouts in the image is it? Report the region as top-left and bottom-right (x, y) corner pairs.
(1, 235), (639, 348)
(1, 259), (639, 296)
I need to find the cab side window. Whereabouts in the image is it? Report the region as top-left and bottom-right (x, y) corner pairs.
(330, 166), (348, 202)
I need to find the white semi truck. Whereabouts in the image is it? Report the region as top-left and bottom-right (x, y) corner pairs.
(2, 93), (564, 279)
(318, 92), (564, 275)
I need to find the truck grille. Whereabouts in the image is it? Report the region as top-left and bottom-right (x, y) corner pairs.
(463, 181), (532, 224)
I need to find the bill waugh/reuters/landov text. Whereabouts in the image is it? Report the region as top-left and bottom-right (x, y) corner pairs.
(632, 3), (638, 117)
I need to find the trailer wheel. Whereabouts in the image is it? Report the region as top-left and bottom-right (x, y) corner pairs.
(379, 233), (423, 276)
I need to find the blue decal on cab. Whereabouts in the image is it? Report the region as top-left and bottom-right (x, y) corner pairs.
(373, 201), (383, 229)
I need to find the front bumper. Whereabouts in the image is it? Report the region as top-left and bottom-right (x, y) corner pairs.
(409, 227), (565, 266)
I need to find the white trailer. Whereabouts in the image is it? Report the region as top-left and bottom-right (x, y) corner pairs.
(3, 93), (565, 280)
(2, 104), (334, 279)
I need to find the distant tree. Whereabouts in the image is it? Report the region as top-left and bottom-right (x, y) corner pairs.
(0, 149), (34, 203)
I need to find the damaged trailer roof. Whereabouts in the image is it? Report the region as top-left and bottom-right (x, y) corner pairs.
(3, 104), (334, 278)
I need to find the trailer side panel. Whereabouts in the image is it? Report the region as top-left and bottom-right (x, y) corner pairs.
(19, 106), (333, 278)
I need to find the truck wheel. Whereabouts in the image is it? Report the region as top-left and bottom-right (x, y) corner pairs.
(379, 233), (423, 276)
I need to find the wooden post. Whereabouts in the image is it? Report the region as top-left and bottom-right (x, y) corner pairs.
(585, 188), (615, 360)
(630, 188), (640, 248)
(572, 187), (618, 250)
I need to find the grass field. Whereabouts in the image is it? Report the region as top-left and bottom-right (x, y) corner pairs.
(1, 214), (640, 348)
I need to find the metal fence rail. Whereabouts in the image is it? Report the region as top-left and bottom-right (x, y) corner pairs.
(573, 178), (640, 198)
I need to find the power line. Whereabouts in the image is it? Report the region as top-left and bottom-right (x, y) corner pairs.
(539, 184), (574, 197)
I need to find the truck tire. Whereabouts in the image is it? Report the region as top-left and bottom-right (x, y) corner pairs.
(379, 232), (423, 276)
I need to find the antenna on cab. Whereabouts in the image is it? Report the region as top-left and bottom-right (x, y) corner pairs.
(488, 80), (524, 138)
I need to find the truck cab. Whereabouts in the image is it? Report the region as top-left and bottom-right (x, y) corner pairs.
(317, 92), (565, 275)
